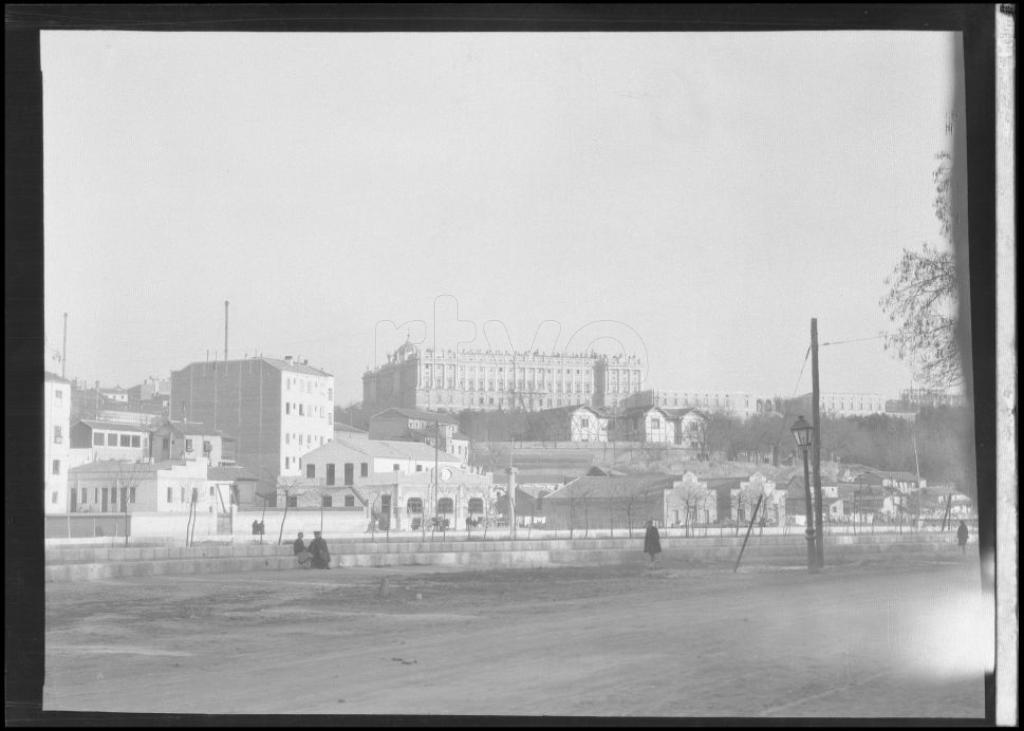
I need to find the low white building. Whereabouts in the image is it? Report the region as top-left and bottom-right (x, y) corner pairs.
(66, 458), (219, 514)
(530, 404), (610, 443)
(298, 437), (463, 489)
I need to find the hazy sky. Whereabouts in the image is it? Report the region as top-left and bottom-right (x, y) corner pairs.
(42, 31), (961, 404)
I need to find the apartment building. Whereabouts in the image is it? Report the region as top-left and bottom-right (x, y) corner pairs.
(170, 356), (334, 483)
(45, 372), (72, 514)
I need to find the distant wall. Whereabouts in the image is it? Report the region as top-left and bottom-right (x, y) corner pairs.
(234, 508), (368, 541)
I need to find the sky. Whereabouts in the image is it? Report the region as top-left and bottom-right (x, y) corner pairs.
(42, 31), (963, 405)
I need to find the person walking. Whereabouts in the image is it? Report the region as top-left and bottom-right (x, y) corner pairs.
(308, 530), (331, 569)
(956, 520), (969, 554)
(643, 519), (662, 565)
(293, 531), (312, 569)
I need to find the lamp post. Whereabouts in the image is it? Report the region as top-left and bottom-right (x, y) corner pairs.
(791, 416), (818, 572)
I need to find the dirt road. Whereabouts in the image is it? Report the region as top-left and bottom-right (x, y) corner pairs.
(44, 552), (988, 718)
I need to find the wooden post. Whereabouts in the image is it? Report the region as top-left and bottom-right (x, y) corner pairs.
(277, 490), (289, 546)
(811, 318), (825, 569)
(734, 494), (764, 573)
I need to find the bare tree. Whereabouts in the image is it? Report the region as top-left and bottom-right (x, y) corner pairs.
(112, 463), (144, 546)
(676, 481), (710, 538)
(880, 153), (962, 389)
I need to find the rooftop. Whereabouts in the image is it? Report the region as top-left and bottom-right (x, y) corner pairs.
(372, 407), (460, 424)
(334, 422), (368, 434)
(309, 437), (462, 463)
(74, 419), (152, 434)
(178, 356), (332, 378)
(545, 473), (676, 501)
(45, 371), (71, 384)
(208, 465), (259, 482)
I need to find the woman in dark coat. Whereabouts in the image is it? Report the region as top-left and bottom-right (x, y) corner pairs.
(957, 520), (969, 554)
(643, 519), (662, 563)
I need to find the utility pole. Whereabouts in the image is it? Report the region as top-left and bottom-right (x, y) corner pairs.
(61, 313), (68, 379)
(811, 318), (825, 569)
(224, 300), (229, 361)
(434, 419), (439, 532)
(507, 452), (517, 540)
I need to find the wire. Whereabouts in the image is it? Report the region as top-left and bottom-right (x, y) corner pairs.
(791, 346), (811, 398)
(820, 335), (885, 347)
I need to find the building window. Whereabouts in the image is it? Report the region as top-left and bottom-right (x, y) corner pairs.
(54, 426), (63, 443)
(299, 404), (304, 416)
(93, 432), (104, 446)
(55, 389), (63, 401)
(203, 440), (212, 454)
(285, 433), (290, 445)
(287, 496), (298, 508)
(167, 487), (173, 503)
(52, 491), (58, 504)
(344, 495), (355, 507)
(185, 439), (194, 453)
(284, 457), (290, 469)
(407, 498), (423, 514)
(51, 459), (60, 475)
(321, 495), (332, 508)
(118, 434), (131, 447)
(131, 435), (141, 448)
(651, 418), (660, 429)
(129, 487), (136, 503)
(437, 497), (454, 514)
(468, 497), (484, 513)
(285, 403), (291, 415)
(107, 433), (118, 446)
(81, 488), (87, 504)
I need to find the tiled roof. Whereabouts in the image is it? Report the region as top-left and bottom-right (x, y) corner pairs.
(371, 407), (460, 424)
(310, 437), (462, 463)
(164, 420), (219, 435)
(180, 357), (332, 377)
(208, 466), (259, 482)
(622, 405), (668, 418)
(260, 357), (332, 377)
(69, 460), (155, 475)
(655, 407), (696, 417)
(334, 422), (368, 434)
(533, 404), (601, 418)
(494, 471), (569, 486)
(544, 473), (676, 501)
(74, 419), (151, 434)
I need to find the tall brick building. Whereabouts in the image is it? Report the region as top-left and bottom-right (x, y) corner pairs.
(170, 356), (334, 483)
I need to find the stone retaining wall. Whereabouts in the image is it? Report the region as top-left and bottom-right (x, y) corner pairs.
(45, 533), (963, 583)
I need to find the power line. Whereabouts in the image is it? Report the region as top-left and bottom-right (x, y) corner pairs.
(792, 346), (811, 398)
(820, 335), (885, 347)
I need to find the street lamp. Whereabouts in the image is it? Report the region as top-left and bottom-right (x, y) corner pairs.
(791, 416), (818, 572)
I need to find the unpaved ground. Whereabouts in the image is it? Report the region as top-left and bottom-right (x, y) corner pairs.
(44, 552), (989, 718)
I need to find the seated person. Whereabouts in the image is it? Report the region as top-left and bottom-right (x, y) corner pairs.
(308, 531), (331, 570)
(293, 532), (312, 569)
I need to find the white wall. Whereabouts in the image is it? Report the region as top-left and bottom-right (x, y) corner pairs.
(279, 371), (336, 476)
(45, 379), (72, 514)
